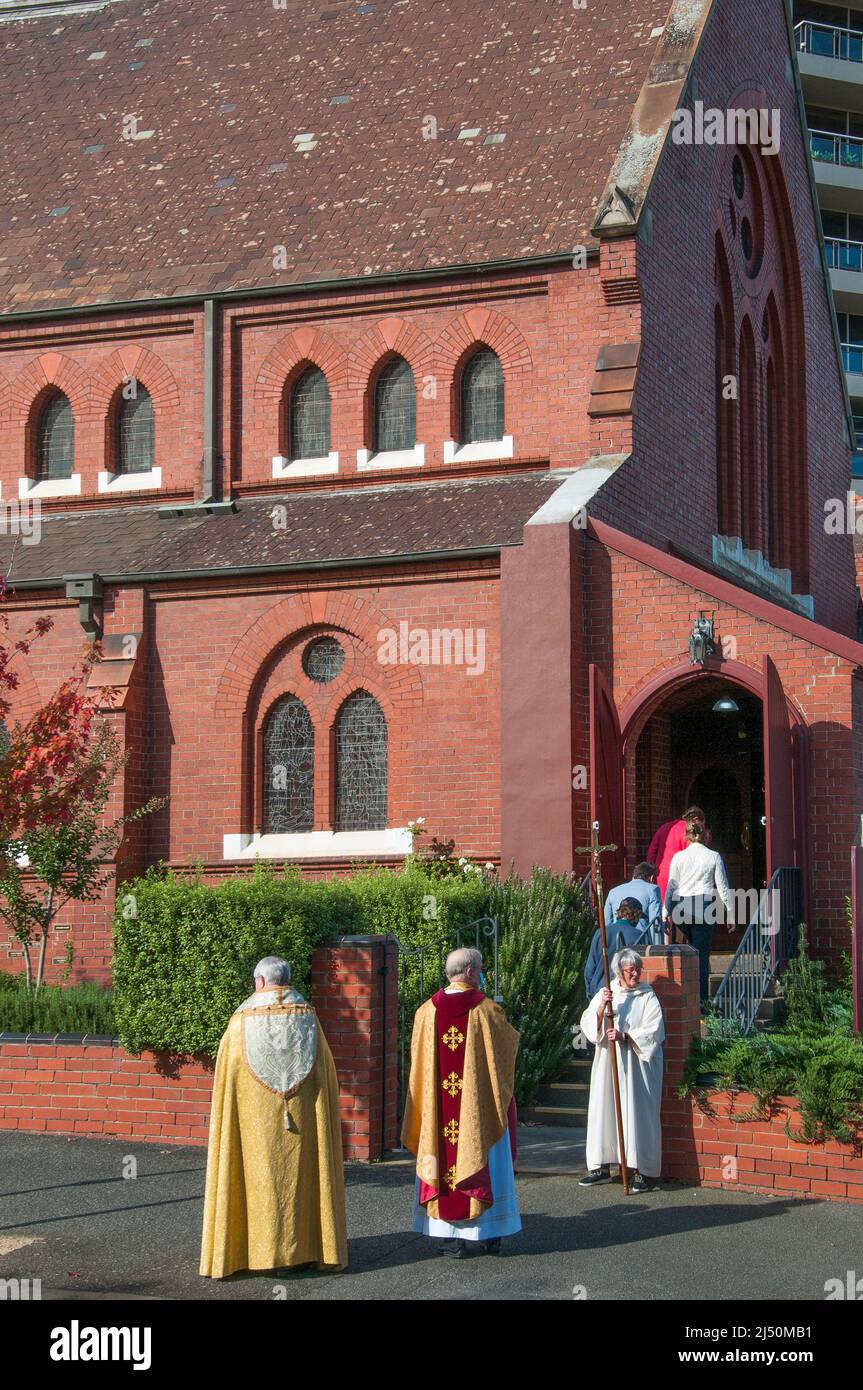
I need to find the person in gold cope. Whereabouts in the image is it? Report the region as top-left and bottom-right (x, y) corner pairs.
(199, 956), (348, 1279)
(401, 947), (521, 1259)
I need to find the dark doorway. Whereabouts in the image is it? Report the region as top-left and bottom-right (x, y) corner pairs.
(629, 679), (766, 945)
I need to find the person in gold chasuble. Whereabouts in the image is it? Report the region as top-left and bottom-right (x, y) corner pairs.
(401, 947), (521, 1258)
(199, 956), (348, 1279)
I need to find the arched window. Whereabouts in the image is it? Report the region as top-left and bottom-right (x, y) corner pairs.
(0, 722), (9, 760)
(262, 695), (314, 833)
(116, 386), (154, 475)
(738, 318), (760, 552)
(335, 690), (387, 831)
(460, 348), (504, 443)
(36, 392), (74, 481)
(374, 357), (415, 453)
(289, 367), (330, 460)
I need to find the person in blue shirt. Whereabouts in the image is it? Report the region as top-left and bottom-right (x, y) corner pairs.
(604, 863), (663, 945)
(584, 899), (646, 1001)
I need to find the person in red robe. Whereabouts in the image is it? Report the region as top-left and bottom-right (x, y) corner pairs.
(647, 805), (707, 908)
(401, 947), (520, 1259)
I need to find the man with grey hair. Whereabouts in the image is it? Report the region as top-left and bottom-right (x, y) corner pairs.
(402, 946), (521, 1258)
(200, 954), (347, 1278)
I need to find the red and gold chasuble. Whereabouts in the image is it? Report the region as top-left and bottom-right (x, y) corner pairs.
(419, 986), (493, 1220)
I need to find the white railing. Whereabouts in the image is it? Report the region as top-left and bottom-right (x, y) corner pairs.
(796, 19), (863, 63)
(825, 235), (863, 271)
(841, 341), (863, 373)
(809, 126), (863, 167)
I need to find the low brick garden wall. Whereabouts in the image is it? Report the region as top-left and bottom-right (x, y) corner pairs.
(0, 934), (400, 1163)
(1, 940), (860, 1199)
(661, 1091), (863, 1203)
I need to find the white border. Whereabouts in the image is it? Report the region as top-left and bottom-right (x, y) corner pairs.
(443, 435), (513, 464)
(97, 466), (162, 493)
(272, 452), (339, 479)
(356, 444), (425, 472)
(223, 828), (413, 860)
(18, 474), (81, 499)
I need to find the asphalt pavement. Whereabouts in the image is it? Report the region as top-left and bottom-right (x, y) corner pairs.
(0, 1129), (860, 1301)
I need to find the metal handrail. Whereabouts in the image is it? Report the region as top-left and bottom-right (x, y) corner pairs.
(809, 127), (863, 167)
(711, 866), (803, 1036)
(795, 19), (863, 63)
(842, 341), (863, 373)
(825, 235), (863, 271)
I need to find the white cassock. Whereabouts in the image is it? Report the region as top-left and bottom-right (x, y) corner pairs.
(580, 982), (665, 1178)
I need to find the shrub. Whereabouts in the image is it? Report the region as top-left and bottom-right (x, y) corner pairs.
(113, 863), (363, 1055)
(0, 977), (115, 1035)
(491, 868), (594, 1107)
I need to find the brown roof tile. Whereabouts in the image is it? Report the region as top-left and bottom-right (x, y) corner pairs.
(0, 471), (564, 585)
(0, 0), (668, 316)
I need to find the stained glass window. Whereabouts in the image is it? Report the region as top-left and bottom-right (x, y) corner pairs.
(460, 348), (504, 443)
(374, 357), (415, 453)
(289, 367), (330, 460)
(0, 722), (9, 759)
(117, 386), (154, 474)
(263, 695), (314, 833)
(335, 690), (387, 831)
(37, 392), (74, 481)
(302, 637), (344, 683)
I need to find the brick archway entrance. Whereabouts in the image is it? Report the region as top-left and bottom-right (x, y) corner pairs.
(625, 676), (765, 948)
(616, 658), (810, 943)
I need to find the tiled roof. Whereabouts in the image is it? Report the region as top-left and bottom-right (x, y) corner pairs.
(0, 0), (669, 315)
(0, 471), (565, 584)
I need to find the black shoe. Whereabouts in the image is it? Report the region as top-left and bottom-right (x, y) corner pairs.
(578, 1168), (611, 1186)
(440, 1238), (466, 1259)
(630, 1172), (648, 1193)
(481, 1238), (502, 1255)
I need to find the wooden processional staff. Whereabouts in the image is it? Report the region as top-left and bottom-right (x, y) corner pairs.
(577, 820), (629, 1197)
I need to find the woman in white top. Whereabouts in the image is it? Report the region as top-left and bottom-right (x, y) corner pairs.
(664, 818), (733, 1004)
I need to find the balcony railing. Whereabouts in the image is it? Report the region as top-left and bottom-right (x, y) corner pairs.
(809, 126), (863, 166)
(826, 235), (863, 270)
(796, 19), (863, 63)
(842, 341), (863, 373)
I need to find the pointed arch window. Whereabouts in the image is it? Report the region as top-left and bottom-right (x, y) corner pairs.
(374, 357), (415, 453)
(36, 392), (74, 481)
(460, 348), (504, 443)
(289, 367), (330, 460)
(334, 690), (387, 831)
(116, 385), (154, 475)
(263, 695), (314, 833)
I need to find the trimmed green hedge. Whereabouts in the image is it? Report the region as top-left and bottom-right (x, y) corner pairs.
(112, 860), (594, 1106)
(0, 974), (116, 1035)
(113, 861), (489, 1056)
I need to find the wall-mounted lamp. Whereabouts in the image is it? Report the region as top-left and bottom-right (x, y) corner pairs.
(688, 613), (717, 667)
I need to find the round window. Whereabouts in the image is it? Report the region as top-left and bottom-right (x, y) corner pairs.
(302, 636), (345, 683)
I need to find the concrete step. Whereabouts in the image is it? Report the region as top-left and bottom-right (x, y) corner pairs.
(535, 1082), (590, 1108)
(519, 1105), (587, 1129)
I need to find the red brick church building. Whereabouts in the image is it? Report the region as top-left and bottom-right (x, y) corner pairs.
(0, 0), (860, 980)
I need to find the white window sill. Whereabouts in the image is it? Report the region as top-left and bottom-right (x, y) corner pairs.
(272, 452), (339, 479)
(223, 828), (413, 859)
(18, 474), (81, 499)
(97, 467), (162, 493)
(356, 445), (425, 471)
(443, 436), (513, 464)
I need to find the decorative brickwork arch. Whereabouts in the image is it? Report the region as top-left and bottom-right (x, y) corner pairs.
(347, 317), (434, 394)
(90, 345), (180, 421)
(213, 594), (423, 836)
(253, 327), (347, 403)
(8, 352), (91, 427)
(434, 306), (532, 380)
(0, 641), (42, 726)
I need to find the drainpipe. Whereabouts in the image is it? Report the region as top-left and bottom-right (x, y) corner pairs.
(202, 298), (219, 503)
(64, 573), (103, 640)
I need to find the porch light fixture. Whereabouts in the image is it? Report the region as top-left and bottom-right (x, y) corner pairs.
(712, 697), (739, 713)
(688, 613), (717, 667)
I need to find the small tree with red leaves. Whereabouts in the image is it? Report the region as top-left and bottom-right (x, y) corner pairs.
(0, 582), (162, 989)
